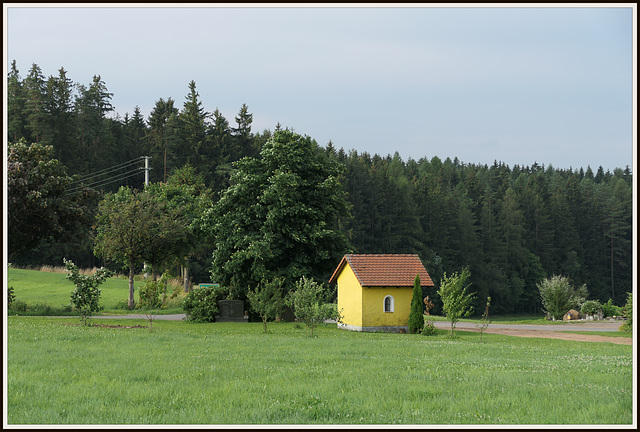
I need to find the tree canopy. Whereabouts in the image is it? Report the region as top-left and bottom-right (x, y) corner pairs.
(6, 61), (633, 315)
(207, 129), (352, 299)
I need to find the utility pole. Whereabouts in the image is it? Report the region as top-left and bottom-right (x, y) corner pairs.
(142, 156), (151, 280)
(142, 156), (151, 186)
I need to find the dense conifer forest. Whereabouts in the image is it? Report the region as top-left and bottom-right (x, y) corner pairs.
(7, 62), (633, 314)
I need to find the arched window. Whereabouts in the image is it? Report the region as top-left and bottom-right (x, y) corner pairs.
(383, 295), (394, 313)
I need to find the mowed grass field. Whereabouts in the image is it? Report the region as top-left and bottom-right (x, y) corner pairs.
(6, 317), (634, 426)
(5, 267), (635, 425)
(7, 267), (182, 314)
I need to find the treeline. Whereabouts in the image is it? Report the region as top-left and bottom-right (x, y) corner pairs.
(7, 62), (633, 314)
(330, 149), (632, 313)
(7, 61), (272, 194)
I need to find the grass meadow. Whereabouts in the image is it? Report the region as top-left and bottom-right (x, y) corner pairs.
(6, 316), (634, 426)
(7, 267), (184, 314)
(5, 267), (635, 425)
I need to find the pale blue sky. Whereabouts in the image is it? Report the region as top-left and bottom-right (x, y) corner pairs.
(4, 5), (635, 171)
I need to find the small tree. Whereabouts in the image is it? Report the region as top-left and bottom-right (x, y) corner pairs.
(408, 274), (424, 334)
(286, 276), (341, 337)
(438, 268), (475, 339)
(64, 258), (113, 325)
(7, 263), (16, 308)
(475, 296), (491, 341)
(620, 292), (632, 333)
(247, 276), (285, 333)
(138, 272), (170, 331)
(537, 275), (588, 321)
(422, 295), (437, 336)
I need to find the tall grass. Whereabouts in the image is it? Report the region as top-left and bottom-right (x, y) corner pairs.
(6, 317), (633, 425)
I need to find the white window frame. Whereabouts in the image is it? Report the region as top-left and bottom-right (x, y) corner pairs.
(383, 295), (394, 313)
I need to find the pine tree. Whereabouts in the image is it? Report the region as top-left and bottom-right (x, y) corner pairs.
(23, 63), (48, 145)
(7, 60), (27, 143)
(408, 274), (424, 334)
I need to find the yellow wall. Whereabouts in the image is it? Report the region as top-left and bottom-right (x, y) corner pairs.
(336, 263), (363, 327)
(362, 286), (412, 327)
(336, 262), (413, 329)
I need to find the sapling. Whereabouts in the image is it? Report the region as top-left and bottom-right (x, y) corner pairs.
(247, 276), (285, 333)
(438, 268), (475, 339)
(64, 258), (113, 325)
(138, 272), (169, 331)
(422, 295), (437, 336)
(286, 276), (342, 337)
(475, 296), (491, 341)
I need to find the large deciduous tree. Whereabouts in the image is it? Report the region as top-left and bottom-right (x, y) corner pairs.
(146, 165), (213, 292)
(93, 186), (187, 308)
(7, 139), (90, 260)
(207, 129), (351, 299)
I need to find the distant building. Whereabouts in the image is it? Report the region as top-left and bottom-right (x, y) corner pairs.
(329, 254), (434, 332)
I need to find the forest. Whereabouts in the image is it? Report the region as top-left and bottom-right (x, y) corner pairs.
(6, 61), (633, 315)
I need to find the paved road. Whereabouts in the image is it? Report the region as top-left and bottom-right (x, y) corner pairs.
(91, 314), (624, 333)
(432, 320), (623, 332)
(93, 313), (187, 321)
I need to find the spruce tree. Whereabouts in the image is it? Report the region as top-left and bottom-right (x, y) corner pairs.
(408, 274), (424, 334)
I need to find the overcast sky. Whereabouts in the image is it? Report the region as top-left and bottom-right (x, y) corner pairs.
(4, 4), (635, 171)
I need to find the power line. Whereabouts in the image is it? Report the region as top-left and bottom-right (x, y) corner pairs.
(65, 167), (143, 195)
(67, 158), (142, 186)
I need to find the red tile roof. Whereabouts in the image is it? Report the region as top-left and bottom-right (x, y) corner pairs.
(329, 254), (434, 287)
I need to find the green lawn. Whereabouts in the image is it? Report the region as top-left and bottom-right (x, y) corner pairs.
(5, 316), (633, 425)
(7, 267), (183, 314)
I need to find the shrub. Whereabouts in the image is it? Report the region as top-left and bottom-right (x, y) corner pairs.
(8, 286), (15, 308)
(247, 276), (284, 333)
(602, 299), (623, 318)
(620, 292), (632, 333)
(422, 318), (437, 336)
(580, 300), (602, 317)
(65, 258), (113, 325)
(9, 299), (28, 313)
(286, 276), (341, 337)
(182, 284), (227, 323)
(138, 274), (170, 310)
(537, 275), (587, 321)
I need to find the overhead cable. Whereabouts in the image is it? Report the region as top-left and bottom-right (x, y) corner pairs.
(67, 158), (142, 185)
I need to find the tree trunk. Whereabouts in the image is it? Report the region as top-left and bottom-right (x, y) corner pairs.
(128, 258), (135, 309)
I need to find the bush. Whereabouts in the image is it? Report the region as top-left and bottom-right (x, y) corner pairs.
(602, 299), (623, 318)
(8, 299), (28, 313)
(138, 274), (170, 310)
(8, 286), (15, 308)
(620, 292), (632, 333)
(182, 284), (227, 323)
(422, 318), (437, 336)
(8, 301), (73, 316)
(580, 300), (602, 317)
(537, 275), (587, 321)
(286, 276), (341, 337)
(65, 258), (113, 325)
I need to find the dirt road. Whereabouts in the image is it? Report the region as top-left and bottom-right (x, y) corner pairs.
(432, 320), (632, 345)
